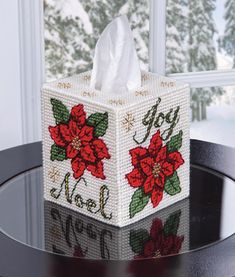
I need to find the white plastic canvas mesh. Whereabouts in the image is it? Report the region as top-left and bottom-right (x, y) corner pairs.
(42, 71), (190, 227)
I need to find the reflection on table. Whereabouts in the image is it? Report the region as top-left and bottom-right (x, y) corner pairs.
(0, 165), (235, 260)
(44, 199), (189, 260)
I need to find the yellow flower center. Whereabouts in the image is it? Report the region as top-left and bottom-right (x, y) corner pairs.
(152, 163), (161, 178)
(72, 137), (81, 150)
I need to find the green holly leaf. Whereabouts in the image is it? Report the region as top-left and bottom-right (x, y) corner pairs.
(50, 144), (67, 161)
(166, 130), (183, 152)
(164, 172), (181, 196)
(129, 187), (150, 218)
(129, 229), (150, 254)
(163, 210), (181, 236)
(51, 98), (70, 124)
(86, 112), (108, 137)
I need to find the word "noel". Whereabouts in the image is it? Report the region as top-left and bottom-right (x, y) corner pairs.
(133, 97), (180, 144)
(50, 172), (112, 220)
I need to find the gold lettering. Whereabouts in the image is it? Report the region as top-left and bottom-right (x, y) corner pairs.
(57, 82), (72, 89)
(50, 173), (112, 220)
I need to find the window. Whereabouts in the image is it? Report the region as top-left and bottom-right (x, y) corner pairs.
(43, 0), (235, 147)
(165, 0), (235, 74)
(163, 0), (235, 147)
(44, 0), (149, 81)
(190, 86), (235, 147)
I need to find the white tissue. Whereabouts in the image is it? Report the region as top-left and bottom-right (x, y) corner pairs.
(90, 15), (141, 94)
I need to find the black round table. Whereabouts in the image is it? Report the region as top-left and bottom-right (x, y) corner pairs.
(0, 140), (235, 277)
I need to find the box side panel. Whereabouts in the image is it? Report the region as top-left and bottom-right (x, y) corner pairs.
(42, 89), (119, 226)
(118, 87), (190, 226)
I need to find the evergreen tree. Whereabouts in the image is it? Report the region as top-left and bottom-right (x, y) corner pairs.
(188, 0), (223, 121)
(124, 0), (149, 67)
(44, 0), (149, 80)
(166, 0), (188, 74)
(44, 0), (93, 79)
(188, 0), (217, 72)
(219, 0), (235, 67)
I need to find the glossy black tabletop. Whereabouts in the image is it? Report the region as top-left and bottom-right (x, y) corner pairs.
(0, 165), (235, 260)
(0, 141), (235, 277)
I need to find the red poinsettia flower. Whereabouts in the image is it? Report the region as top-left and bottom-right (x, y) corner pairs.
(135, 218), (184, 259)
(49, 104), (110, 179)
(126, 130), (184, 208)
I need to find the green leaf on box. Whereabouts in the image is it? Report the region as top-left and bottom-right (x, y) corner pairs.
(50, 144), (67, 161)
(51, 98), (70, 124)
(164, 172), (181, 196)
(129, 187), (150, 218)
(166, 130), (183, 152)
(86, 112), (108, 137)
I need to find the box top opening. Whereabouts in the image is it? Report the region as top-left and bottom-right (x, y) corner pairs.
(43, 71), (189, 110)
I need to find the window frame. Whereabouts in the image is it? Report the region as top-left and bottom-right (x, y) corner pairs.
(18, 0), (44, 245)
(149, 0), (235, 88)
(18, 0), (44, 144)
(18, 0), (235, 143)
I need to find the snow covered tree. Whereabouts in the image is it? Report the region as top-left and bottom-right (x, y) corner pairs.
(166, 0), (188, 74)
(44, 0), (94, 79)
(121, 0), (149, 66)
(79, 0), (149, 67)
(44, 0), (149, 80)
(188, 0), (223, 121)
(188, 0), (217, 72)
(219, 0), (235, 67)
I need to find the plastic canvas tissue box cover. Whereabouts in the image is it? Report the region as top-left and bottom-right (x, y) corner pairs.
(42, 71), (190, 227)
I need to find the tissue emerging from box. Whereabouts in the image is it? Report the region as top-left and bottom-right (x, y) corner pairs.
(42, 70), (190, 227)
(90, 15), (141, 94)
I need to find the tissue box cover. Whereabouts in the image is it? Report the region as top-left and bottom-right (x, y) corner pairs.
(42, 71), (190, 227)
(44, 198), (189, 260)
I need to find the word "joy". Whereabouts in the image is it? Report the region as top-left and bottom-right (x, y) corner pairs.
(133, 97), (180, 144)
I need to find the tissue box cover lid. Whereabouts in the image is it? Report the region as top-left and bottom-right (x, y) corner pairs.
(42, 71), (189, 110)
